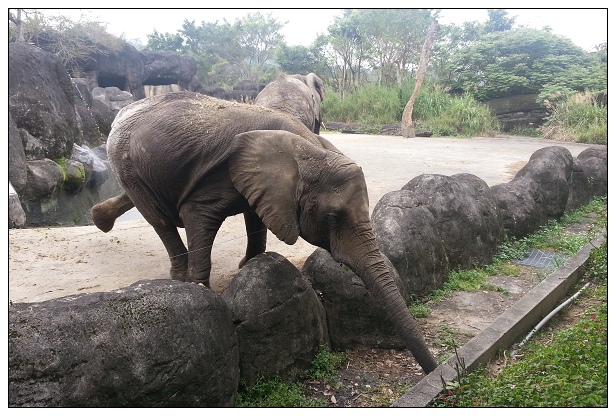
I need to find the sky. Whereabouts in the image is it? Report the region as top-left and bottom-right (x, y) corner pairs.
(34, 5), (608, 52)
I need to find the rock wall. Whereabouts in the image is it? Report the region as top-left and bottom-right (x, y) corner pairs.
(8, 144), (607, 406)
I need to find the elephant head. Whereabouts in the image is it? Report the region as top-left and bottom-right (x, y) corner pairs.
(255, 73), (325, 134)
(228, 130), (438, 374)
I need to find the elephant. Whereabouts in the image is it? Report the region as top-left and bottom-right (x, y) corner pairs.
(90, 91), (438, 374)
(255, 72), (325, 134)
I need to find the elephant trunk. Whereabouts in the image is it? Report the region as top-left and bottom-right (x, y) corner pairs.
(332, 226), (438, 374)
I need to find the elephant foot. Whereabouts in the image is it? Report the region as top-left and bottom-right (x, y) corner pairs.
(238, 256), (249, 269)
(169, 266), (188, 282)
(90, 203), (117, 233)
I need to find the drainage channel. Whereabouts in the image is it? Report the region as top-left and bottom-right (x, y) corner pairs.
(392, 233), (605, 407)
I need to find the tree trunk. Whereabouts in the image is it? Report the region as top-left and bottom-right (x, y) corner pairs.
(401, 20), (440, 138)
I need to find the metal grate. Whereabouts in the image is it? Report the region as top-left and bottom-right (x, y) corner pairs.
(513, 248), (569, 270)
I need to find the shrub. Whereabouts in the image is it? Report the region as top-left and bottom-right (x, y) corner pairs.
(540, 91), (607, 144)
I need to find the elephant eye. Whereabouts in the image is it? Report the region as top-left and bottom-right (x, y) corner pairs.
(325, 213), (339, 230)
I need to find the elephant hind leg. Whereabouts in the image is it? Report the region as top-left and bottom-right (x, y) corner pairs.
(153, 224), (188, 282)
(90, 192), (135, 232)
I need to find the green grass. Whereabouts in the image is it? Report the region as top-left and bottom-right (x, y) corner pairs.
(540, 91), (607, 144)
(235, 345), (346, 407)
(322, 82), (500, 137)
(430, 244), (607, 407)
(236, 376), (325, 407)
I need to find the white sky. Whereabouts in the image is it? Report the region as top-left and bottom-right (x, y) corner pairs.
(33, 4), (608, 52)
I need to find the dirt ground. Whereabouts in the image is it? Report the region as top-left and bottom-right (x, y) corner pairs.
(7, 133), (598, 406)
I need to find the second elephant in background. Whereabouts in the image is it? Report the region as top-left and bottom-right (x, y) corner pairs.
(255, 73), (325, 134)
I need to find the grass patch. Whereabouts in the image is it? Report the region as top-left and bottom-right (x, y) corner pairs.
(430, 242), (607, 407)
(236, 345), (346, 407)
(540, 91), (607, 144)
(322, 82), (500, 137)
(236, 376), (325, 407)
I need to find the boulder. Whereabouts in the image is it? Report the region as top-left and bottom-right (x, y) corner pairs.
(9, 280), (239, 407)
(302, 248), (409, 350)
(222, 252), (328, 385)
(576, 147), (607, 198)
(491, 176), (548, 239)
(514, 146), (573, 221)
(22, 159), (64, 202)
(9, 183), (26, 228)
(401, 173), (504, 269)
(141, 50), (199, 91)
(372, 190), (449, 298)
(8, 112), (27, 194)
(8, 42), (79, 160)
(566, 158), (593, 212)
(72, 78), (104, 147)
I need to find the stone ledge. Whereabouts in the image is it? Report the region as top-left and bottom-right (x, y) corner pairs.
(393, 233), (606, 407)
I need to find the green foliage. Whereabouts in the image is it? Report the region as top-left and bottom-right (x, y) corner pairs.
(323, 83), (402, 124)
(587, 241), (607, 280)
(322, 82), (499, 137)
(418, 93), (500, 137)
(448, 28), (604, 101)
(409, 301), (430, 318)
(236, 345), (345, 407)
(275, 44), (322, 75)
(305, 346), (347, 381)
(432, 284), (607, 407)
(236, 376), (324, 407)
(540, 91), (607, 144)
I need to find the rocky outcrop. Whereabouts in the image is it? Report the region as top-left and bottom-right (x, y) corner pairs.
(372, 191), (449, 298)
(401, 173), (505, 270)
(302, 248), (410, 350)
(222, 252), (328, 386)
(485, 94), (549, 132)
(513, 146), (573, 221)
(8, 42), (122, 227)
(9, 280), (239, 407)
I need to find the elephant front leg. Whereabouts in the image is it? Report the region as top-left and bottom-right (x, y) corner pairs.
(239, 209), (267, 268)
(153, 225), (188, 282)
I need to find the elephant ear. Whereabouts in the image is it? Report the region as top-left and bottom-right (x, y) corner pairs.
(306, 73), (325, 101)
(229, 130), (321, 245)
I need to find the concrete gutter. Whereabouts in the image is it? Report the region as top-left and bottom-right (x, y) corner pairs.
(393, 233), (606, 407)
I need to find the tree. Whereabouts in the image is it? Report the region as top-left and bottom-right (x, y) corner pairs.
(401, 19), (440, 138)
(8, 9), (25, 41)
(146, 30), (185, 52)
(485, 9), (516, 33)
(323, 10), (367, 98)
(355, 9), (433, 86)
(275, 44), (321, 75)
(447, 28), (601, 101)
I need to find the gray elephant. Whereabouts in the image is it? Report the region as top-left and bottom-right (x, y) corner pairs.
(90, 91), (437, 374)
(255, 73), (325, 134)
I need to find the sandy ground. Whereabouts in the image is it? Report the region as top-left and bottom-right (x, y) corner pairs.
(8, 133), (596, 304)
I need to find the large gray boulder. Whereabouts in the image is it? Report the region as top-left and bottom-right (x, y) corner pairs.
(9, 42), (79, 160)
(8, 112), (27, 194)
(514, 146), (573, 221)
(576, 147), (607, 197)
(141, 50), (199, 91)
(491, 175), (548, 239)
(401, 173), (504, 269)
(372, 190), (449, 298)
(302, 248), (409, 350)
(222, 252), (329, 386)
(9, 280), (239, 407)
(9, 183), (26, 228)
